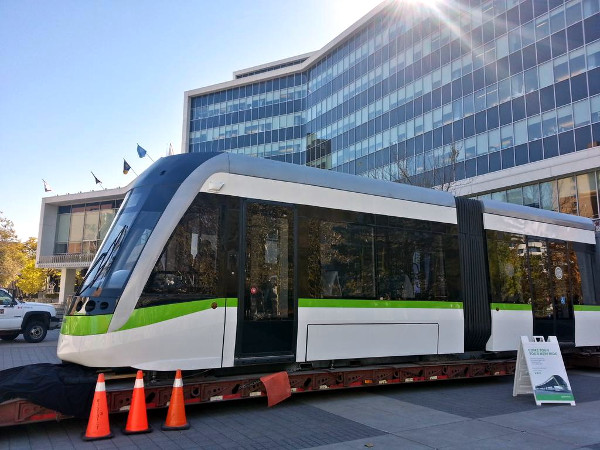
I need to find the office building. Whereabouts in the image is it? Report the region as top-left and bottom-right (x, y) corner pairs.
(183, 0), (600, 222)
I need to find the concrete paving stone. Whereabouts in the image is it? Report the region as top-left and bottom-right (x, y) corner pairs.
(47, 439), (75, 447)
(396, 418), (518, 448)
(29, 441), (55, 450)
(379, 372), (600, 420)
(380, 376), (539, 419)
(175, 441), (202, 449)
(442, 429), (578, 450)
(482, 399), (600, 432)
(92, 442), (117, 449)
(524, 418), (600, 447)
(303, 392), (465, 433)
(313, 433), (434, 449)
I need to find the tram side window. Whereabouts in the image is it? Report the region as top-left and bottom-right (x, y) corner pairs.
(571, 243), (598, 305)
(376, 228), (452, 301)
(139, 194), (220, 307)
(301, 211), (459, 301)
(486, 231), (529, 304)
(318, 221), (375, 299)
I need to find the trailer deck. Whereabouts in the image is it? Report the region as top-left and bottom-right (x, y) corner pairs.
(0, 359), (516, 427)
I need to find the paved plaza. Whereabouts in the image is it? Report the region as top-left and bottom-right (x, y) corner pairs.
(1, 331), (600, 449)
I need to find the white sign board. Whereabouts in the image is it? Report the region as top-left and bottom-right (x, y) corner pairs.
(513, 336), (575, 406)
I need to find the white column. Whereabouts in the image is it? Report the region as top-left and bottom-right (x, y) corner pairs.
(58, 268), (77, 304)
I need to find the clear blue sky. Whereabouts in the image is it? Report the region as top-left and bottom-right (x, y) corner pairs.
(0, 0), (382, 241)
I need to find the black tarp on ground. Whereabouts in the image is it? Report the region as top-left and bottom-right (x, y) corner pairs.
(0, 363), (97, 418)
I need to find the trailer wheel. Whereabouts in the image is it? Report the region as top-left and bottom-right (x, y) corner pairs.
(0, 332), (20, 341)
(23, 320), (47, 343)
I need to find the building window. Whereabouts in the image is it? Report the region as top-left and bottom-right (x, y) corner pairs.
(577, 172), (599, 217)
(558, 175), (578, 214)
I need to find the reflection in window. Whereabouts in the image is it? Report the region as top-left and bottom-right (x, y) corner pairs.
(576, 173), (599, 218)
(303, 214), (459, 302)
(507, 187), (523, 205)
(548, 240), (572, 320)
(141, 194), (220, 303)
(244, 203), (293, 321)
(540, 180), (559, 211)
(558, 176), (578, 214)
(528, 238), (552, 318)
(314, 222), (375, 299)
(491, 190), (508, 202)
(523, 184), (541, 208)
(486, 232), (528, 304)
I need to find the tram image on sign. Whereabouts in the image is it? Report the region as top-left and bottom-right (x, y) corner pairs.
(534, 375), (571, 394)
(57, 153), (600, 371)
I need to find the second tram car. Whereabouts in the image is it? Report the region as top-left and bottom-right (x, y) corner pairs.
(58, 153), (600, 370)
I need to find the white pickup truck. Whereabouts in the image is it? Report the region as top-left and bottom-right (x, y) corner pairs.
(0, 288), (60, 343)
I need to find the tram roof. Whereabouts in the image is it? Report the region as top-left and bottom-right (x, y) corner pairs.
(223, 152), (457, 208)
(136, 152), (596, 232)
(481, 199), (595, 232)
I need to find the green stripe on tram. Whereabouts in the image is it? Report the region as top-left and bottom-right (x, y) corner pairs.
(298, 298), (463, 309)
(61, 314), (113, 336)
(62, 298), (238, 335)
(490, 303), (532, 311)
(119, 298), (228, 331)
(574, 304), (600, 312)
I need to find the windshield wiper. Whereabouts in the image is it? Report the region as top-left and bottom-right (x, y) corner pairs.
(77, 225), (129, 296)
(77, 251), (107, 295)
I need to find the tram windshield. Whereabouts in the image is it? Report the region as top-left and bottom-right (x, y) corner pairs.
(77, 185), (160, 298)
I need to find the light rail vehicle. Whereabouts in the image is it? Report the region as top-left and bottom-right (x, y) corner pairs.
(58, 152), (600, 371)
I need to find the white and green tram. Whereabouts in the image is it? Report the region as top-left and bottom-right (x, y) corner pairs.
(58, 153), (600, 371)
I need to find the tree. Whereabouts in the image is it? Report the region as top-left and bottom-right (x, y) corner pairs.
(0, 212), (26, 287)
(372, 142), (463, 192)
(15, 238), (59, 296)
(16, 259), (47, 295)
(22, 237), (37, 259)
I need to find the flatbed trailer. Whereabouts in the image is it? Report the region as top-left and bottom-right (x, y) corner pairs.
(0, 358), (515, 427)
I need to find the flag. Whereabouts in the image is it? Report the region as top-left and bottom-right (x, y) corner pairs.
(42, 179), (52, 192)
(168, 143), (174, 156)
(91, 171), (102, 184)
(137, 144), (147, 158)
(123, 159), (131, 175)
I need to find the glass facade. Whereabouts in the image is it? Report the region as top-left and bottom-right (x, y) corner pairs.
(188, 0), (600, 203)
(477, 168), (599, 218)
(54, 200), (123, 255)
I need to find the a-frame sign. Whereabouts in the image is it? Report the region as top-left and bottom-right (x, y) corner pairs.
(513, 336), (575, 406)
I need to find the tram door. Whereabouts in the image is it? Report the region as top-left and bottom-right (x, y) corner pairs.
(530, 239), (575, 342)
(235, 201), (296, 362)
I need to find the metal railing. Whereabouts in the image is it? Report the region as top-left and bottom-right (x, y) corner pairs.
(37, 253), (95, 268)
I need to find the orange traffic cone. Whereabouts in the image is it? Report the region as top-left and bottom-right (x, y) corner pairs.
(82, 373), (113, 441)
(162, 369), (190, 431)
(123, 370), (153, 434)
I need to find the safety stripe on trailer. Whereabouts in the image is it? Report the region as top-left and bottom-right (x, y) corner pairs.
(574, 305), (600, 311)
(490, 303), (532, 311)
(298, 298), (463, 309)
